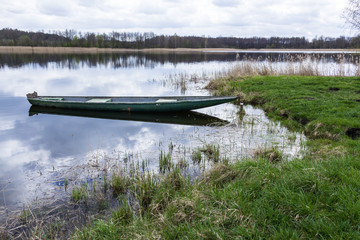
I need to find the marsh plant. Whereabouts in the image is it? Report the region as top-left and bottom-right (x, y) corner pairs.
(111, 171), (129, 197)
(207, 53), (360, 91)
(19, 207), (32, 223)
(159, 150), (172, 172)
(200, 144), (220, 163)
(191, 148), (202, 163)
(253, 147), (284, 163)
(71, 184), (89, 203)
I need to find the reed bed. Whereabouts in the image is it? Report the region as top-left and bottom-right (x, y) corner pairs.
(158, 53), (360, 95)
(212, 53), (360, 80)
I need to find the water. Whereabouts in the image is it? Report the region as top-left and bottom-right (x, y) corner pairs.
(1, 50), (353, 221)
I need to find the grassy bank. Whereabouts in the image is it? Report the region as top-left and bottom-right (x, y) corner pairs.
(208, 76), (360, 154)
(68, 76), (360, 239)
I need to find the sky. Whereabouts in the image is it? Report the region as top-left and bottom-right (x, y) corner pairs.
(0, 0), (352, 39)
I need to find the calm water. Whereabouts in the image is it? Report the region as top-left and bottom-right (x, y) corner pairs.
(1, 51), (353, 220)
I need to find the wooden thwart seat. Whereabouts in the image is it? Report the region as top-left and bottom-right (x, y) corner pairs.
(41, 97), (64, 101)
(87, 98), (112, 103)
(156, 99), (177, 103)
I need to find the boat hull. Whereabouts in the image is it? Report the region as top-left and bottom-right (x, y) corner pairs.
(27, 96), (237, 112)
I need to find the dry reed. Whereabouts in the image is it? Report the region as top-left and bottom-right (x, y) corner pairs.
(215, 54), (360, 78)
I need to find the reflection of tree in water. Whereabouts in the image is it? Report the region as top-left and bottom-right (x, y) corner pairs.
(0, 52), (359, 69)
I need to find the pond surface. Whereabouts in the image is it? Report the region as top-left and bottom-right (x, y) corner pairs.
(1, 50), (354, 222)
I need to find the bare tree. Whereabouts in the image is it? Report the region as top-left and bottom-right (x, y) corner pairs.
(343, 0), (360, 30)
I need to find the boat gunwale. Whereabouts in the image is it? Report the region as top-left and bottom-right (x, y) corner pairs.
(29, 96), (238, 105)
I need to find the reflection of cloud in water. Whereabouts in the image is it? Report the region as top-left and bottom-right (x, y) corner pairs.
(0, 120), (15, 131)
(128, 127), (159, 152)
(0, 140), (50, 164)
(0, 61), (233, 97)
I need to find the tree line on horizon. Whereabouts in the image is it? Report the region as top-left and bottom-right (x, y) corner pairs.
(0, 28), (359, 49)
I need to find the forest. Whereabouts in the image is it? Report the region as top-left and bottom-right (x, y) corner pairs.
(0, 28), (358, 49)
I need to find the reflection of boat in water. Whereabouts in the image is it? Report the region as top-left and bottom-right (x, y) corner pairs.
(29, 106), (229, 126)
(27, 92), (237, 112)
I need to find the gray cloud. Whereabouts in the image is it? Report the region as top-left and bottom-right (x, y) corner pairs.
(0, 0), (349, 38)
(212, 0), (240, 7)
(37, 0), (73, 17)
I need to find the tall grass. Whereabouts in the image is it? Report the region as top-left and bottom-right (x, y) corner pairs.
(208, 54), (360, 88)
(159, 150), (172, 173)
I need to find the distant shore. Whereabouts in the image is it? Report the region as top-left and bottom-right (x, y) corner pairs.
(0, 46), (358, 54)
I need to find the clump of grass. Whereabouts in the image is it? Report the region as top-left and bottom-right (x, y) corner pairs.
(310, 144), (347, 160)
(94, 188), (109, 211)
(201, 164), (239, 187)
(103, 175), (108, 193)
(111, 171), (129, 197)
(305, 121), (341, 140)
(167, 198), (197, 225)
(112, 198), (133, 225)
(64, 178), (68, 191)
(253, 147), (284, 163)
(134, 173), (157, 214)
(200, 144), (220, 162)
(149, 167), (189, 218)
(176, 158), (188, 169)
(191, 149), (202, 163)
(72, 184), (89, 203)
(159, 150), (172, 172)
(19, 207), (32, 223)
(220, 156), (230, 165)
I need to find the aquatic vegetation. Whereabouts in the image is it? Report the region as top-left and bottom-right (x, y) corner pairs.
(111, 198), (133, 225)
(111, 171), (129, 197)
(134, 173), (157, 215)
(159, 150), (172, 173)
(176, 158), (189, 169)
(253, 146), (284, 163)
(71, 184), (89, 203)
(18, 207), (32, 223)
(200, 144), (220, 163)
(191, 148), (202, 163)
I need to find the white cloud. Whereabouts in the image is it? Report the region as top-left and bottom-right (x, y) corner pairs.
(0, 0), (350, 38)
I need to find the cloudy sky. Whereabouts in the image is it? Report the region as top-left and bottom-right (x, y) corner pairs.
(0, 0), (352, 39)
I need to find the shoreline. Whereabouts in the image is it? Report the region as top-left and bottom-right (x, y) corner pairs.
(0, 46), (358, 54)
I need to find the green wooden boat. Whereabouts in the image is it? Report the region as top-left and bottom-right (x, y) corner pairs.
(26, 92), (237, 112)
(29, 105), (229, 126)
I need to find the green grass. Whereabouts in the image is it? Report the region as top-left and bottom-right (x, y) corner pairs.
(213, 76), (360, 137)
(200, 144), (220, 163)
(72, 184), (89, 203)
(211, 75), (360, 155)
(18, 207), (31, 223)
(111, 172), (129, 197)
(191, 148), (202, 163)
(71, 75), (360, 239)
(74, 157), (360, 239)
(159, 150), (172, 173)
